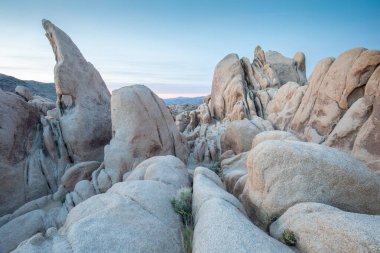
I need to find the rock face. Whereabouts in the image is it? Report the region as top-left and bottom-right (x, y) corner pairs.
(266, 82), (308, 130)
(192, 167), (293, 253)
(251, 130), (301, 149)
(99, 85), (188, 190)
(43, 19), (111, 163)
(242, 140), (380, 228)
(208, 47), (307, 122)
(220, 152), (249, 197)
(265, 50), (307, 86)
(0, 20), (112, 216)
(0, 90), (41, 215)
(221, 117), (273, 154)
(270, 203), (380, 253)
(263, 48), (380, 172)
(220, 130), (301, 199)
(209, 53), (249, 120)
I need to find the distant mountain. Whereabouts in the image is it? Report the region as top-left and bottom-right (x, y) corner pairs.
(163, 96), (204, 105)
(0, 73), (56, 101)
(0, 73), (206, 106)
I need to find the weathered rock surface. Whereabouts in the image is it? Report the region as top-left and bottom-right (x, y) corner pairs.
(242, 140), (380, 228)
(208, 47), (307, 122)
(284, 49), (380, 171)
(192, 167), (293, 253)
(221, 117), (273, 154)
(266, 82), (308, 130)
(0, 203), (67, 253)
(251, 130), (301, 149)
(352, 66), (380, 172)
(43, 19), (111, 163)
(98, 85), (187, 190)
(13, 156), (188, 253)
(0, 89), (41, 215)
(220, 152), (248, 197)
(123, 155), (190, 190)
(209, 53), (251, 120)
(265, 50), (307, 86)
(270, 203), (380, 253)
(15, 85), (33, 101)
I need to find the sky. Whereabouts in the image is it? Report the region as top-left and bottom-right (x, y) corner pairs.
(0, 0), (379, 98)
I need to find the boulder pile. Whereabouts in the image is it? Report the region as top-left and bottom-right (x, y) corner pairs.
(0, 18), (379, 253)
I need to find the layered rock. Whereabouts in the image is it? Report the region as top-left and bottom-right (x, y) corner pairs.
(192, 167), (293, 253)
(242, 140), (380, 228)
(270, 203), (380, 253)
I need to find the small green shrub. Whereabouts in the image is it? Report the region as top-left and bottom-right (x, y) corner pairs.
(171, 187), (193, 253)
(281, 229), (297, 246)
(171, 187), (193, 226)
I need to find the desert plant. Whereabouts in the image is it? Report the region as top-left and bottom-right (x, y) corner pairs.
(281, 229), (297, 246)
(171, 187), (193, 226)
(171, 187), (193, 253)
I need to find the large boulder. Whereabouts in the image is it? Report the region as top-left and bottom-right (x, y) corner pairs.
(221, 117), (273, 154)
(251, 130), (301, 149)
(220, 152), (249, 197)
(192, 167), (293, 253)
(99, 85), (188, 189)
(43, 19), (111, 162)
(209, 53), (251, 120)
(0, 90), (41, 215)
(242, 140), (380, 228)
(266, 82), (308, 130)
(270, 203), (380, 253)
(13, 156), (189, 253)
(123, 155), (190, 190)
(265, 51), (307, 86)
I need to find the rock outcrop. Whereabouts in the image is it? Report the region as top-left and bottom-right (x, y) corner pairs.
(0, 90), (41, 215)
(208, 47), (307, 122)
(242, 140), (380, 228)
(221, 117), (273, 154)
(97, 85), (188, 191)
(261, 48), (380, 172)
(43, 19), (111, 163)
(13, 156), (189, 253)
(270, 203), (380, 253)
(192, 167), (293, 253)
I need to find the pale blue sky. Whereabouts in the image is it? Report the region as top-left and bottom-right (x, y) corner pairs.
(0, 0), (379, 97)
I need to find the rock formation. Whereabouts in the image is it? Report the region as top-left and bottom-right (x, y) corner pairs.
(43, 19), (111, 162)
(12, 156), (189, 253)
(1, 17), (380, 253)
(192, 167), (293, 253)
(96, 85), (188, 191)
(270, 203), (380, 253)
(242, 140), (380, 228)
